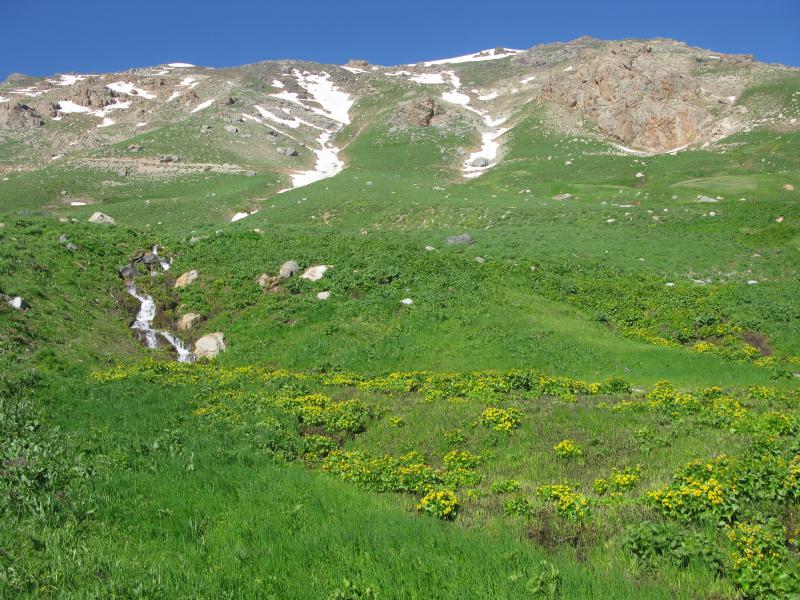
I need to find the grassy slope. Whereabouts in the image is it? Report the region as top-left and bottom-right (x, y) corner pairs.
(2, 70), (800, 599)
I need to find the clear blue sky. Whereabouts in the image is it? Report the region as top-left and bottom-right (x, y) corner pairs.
(2, 0), (798, 80)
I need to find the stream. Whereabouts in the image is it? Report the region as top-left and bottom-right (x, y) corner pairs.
(125, 246), (195, 362)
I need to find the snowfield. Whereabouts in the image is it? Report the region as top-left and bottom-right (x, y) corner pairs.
(421, 47), (523, 66)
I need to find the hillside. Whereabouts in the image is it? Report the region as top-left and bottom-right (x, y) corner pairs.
(1, 37), (799, 599)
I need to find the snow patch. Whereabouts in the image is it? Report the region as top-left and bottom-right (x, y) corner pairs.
(190, 99), (215, 113)
(97, 117), (115, 128)
(478, 91), (499, 101)
(438, 72), (509, 178)
(0, 96), (8, 104)
(421, 47), (523, 66)
(340, 66), (365, 74)
(48, 74), (87, 86)
(271, 79), (285, 88)
(520, 75), (536, 84)
(106, 81), (157, 100)
(168, 62), (195, 68)
(410, 72), (446, 85)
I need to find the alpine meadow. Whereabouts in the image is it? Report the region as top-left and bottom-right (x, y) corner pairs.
(1, 36), (800, 599)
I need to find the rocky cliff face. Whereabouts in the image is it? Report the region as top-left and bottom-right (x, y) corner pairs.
(539, 42), (749, 151)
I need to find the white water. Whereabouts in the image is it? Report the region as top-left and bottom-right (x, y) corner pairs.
(125, 246), (193, 362)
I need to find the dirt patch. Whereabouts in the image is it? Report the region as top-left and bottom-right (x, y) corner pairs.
(742, 330), (772, 356)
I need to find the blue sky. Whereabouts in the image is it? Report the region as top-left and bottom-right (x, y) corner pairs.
(1, 0), (798, 80)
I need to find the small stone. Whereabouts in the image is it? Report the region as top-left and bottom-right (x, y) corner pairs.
(177, 313), (202, 330)
(174, 270), (199, 288)
(224, 124), (239, 134)
(279, 260), (301, 278)
(424, 245), (435, 251)
(474, 256), (485, 264)
(400, 298), (414, 305)
(8, 296), (29, 310)
(317, 291), (331, 300)
(301, 265), (328, 281)
(446, 233), (473, 245)
(88, 212), (115, 225)
(552, 193), (572, 201)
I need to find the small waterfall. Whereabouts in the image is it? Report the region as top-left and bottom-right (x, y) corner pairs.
(125, 246), (195, 362)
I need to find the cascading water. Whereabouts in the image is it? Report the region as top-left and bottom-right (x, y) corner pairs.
(125, 245), (195, 362)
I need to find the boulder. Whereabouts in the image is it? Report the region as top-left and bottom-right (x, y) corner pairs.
(277, 147), (299, 157)
(785, 184), (795, 191)
(118, 264), (135, 280)
(300, 265), (328, 281)
(224, 124), (239, 134)
(177, 313), (202, 330)
(400, 298), (414, 305)
(471, 157), (490, 168)
(88, 212), (115, 225)
(446, 233), (474, 245)
(316, 291), (331, 300)
(174, 270), (199, 288)
(200, 125), (212, 134)
(195, 332), (226, 359)
(279, 260), (301, 278)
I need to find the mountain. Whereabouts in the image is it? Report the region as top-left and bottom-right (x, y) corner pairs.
(1, 38), (799, 599)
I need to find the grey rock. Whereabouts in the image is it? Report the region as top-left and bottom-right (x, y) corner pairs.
(279, 260), (301, 278)
(474, 256), (485, 264)
(552, 193), (573, 201)
(224, 124), (239, 134)
(446, 233), (474, 245)
(177, 313), (202, 330)
(174, 270), (199, 288)
(195, 332), (226, 359)
(127, 143), (142, 152)
(118, 264), (135, 280)
(88, 212), (115, 225)
(471, 157), (490, 168)
(277, 147), (299, 157)
(200, 125), (212, 134)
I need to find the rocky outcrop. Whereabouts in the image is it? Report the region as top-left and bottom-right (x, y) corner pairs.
(394, 96), (447, 127)
(0, 102), (45, 130)
(540, 43), (720, 151)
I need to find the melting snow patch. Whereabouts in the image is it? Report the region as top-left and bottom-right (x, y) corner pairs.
(168, 62), (195, 68)
(106, 82), (156, 99)
(231, 210), (259, 222)
(520, 75), (536, 84)
(340, 66), (365, 74)
(400, 298), (414, 305)
(0, 96), (8, 103)
(410, 73), (446, 84)
(478, 91), (499, 101)
(422, 47), (522, 66)
(272, 79), (285, 88)
(49, 74), (87, 86)
(190, 99), (215, 113)
(136, 122), (147, 127)
(11, 86), (46, 97)
(168, 91), (181, 101)
(563, 66), (574, 72)
(97, 118), (115, 128)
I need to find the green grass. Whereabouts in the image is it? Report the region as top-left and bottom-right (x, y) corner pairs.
(2, 67), (800, 599)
